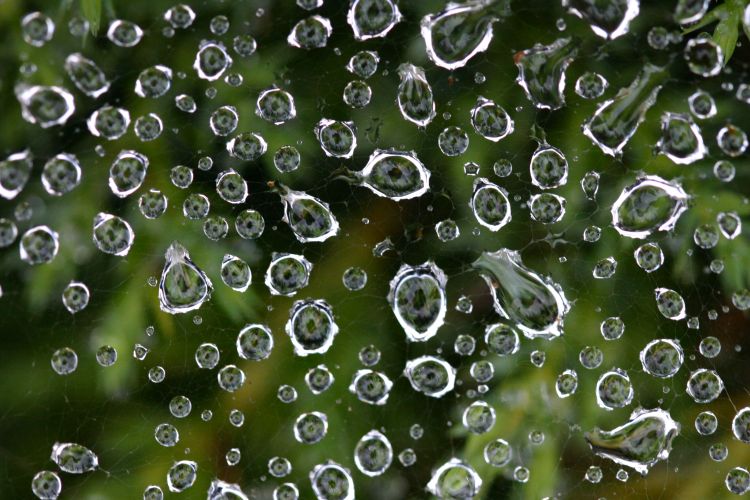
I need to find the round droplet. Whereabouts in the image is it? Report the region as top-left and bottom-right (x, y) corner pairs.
(695, 411), (718, 436)
(20, 225), (59, 265)
(388, 262), (447, 342)
(92, 213), (134, 256)
(427, 459), (482, 499)
(354, 430), (393, 476)
(42, 153), (81, 196)
(462, 400), (496, 434)
(556, 369), (578, 397)
(438, 126), (469, 156)
(31, 470), (61, 500)
(404, 355), (455, 398)
(107, 20), (143, 47)
(634, 242), (664, 272)
(294, 411), (328, 444)
(640, 338), (683, 378)
(235, 209), (265, 239)
(166, 461), (197, 493)
(62, 281), (90, 314)
(236, 324), (274, 361)
(596, 368), (634, 410)
(655, 288), (686, 320)
(217, 364), (246, 392)
(287, 15), (332, 49)
(349, 369), (393, 405)
(265, 253), (312, 296)
(285, 299), (338, 356)
(686, 368), (724, 403)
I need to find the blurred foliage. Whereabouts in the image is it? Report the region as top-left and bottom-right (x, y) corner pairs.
(1, 0), (750, 499)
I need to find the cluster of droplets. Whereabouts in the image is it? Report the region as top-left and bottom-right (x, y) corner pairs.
(11, 0), (750, 498)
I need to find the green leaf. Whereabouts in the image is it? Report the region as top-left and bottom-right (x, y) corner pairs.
(713, 10), (740, 64)
(682, 3), (728, 35)
(80, 0), (101, 36)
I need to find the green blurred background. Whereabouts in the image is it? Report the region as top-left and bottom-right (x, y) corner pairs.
(1, 0), (750, 498)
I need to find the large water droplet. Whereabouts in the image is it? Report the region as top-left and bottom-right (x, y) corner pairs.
(583, 64), (667, 156)
(158, 242), (213, 314)
(473, 248), (570, 339)
(397, 63), (436, 127)
(16, 85), (75, 128)
(515, 37), (579, 110)
(585, 408), (679, 475)
(611, 175), (688, 239)
(563, 0), (640, 39)
(420, 0), (498, 70)
(387, 261), (447, 342)
(50, 442), (98, 474)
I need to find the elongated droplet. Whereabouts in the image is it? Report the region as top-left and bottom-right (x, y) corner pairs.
(656, 112), (706, 164)
(473, 248), (570, 339)
(515, 37), (579, 110)
(420, 0), (498, 70)
(585, 408), (679, 475)
(583, 64), (668, 156)
(343, 149), (431, 200)
(277, 184), (339, 243)
(563, 0), (640, 39)
(388, 262), (447, 342)
(50, 442), (98, 474)
(611, 175), (688, 239)
(64, 53), (110, 98)
(159, 242), (213, 314)
(397, 63), (436, 127)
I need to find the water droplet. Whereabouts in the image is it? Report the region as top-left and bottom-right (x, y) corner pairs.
(640, 339), (683, 378)
(426, 458), (482, 498)
(166, 460), (197, 493)
(462, 400), (496, 434)
(22, 12), (54, 46)
(470, 96), (513, 142)
(530, 143), (568, 189)
(656, 112), (706, 164)
(107, 20), (143, 47)
(655, 287), (686, 320)
(310, 461), (354, 500)
(286, 299), (339, 356)
(265, 253), (312, 296)
(64, 53), (110, 98)
(564, 0), (639, 38)
(611, 175), (688, 239)
(50, 442), (98, 474)
(575, 71), (608, 99)
(470, 178), (511, 230)
(0, 150), (33, 200)
(92, 213), (134, 256)
(387, 261), (447, 342)
(515, 37), (579, 110)
(583, 64), (667, 156)
(62, 281), (89, 313)
(684, 37), (723, 77)
(87, 105), (130, 140)
(158, 242), (213, 314)
(277, 185), (339, 243)
(420, 1), (498, 70)
(585, 408), (679, 474)
(397, 63), (436, 127)
(236, 324), (274, 361)
(20, 225), (59, 265)
(404, 355), (456, 398)
(51, 347), (78, 375)
(596, 368), (634, 410)
(16, 85), (75, 128)
(347, 0), (402, 41)
(474, 249), (570, 339)
(31, 470), (61, 500)
(686, 368), (724, 403)
(194, 41), (232, 81)
(109, 150), (148, 198)
(288, 15), (332, 49)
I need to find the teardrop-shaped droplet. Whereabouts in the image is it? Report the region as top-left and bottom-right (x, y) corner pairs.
(278, 185), (339, 243)
(563, 0), (639, 39)
(473, 248), (570, 339)
(64, 53), (110, 98)
(16, 85), (75, 128)
(420, 0), (498, 70)
(471, 178), (511, 231)
(349, 149), (431, 200)
(426, 458), (482, 498)
(404, 355), (456, 397)
(611, 175), (688, 239)
(655, 112), (706, 164)
(50, 442), (99, 474)
(347, 0), (402, 41)
(397, 63), (436, 127)
(158, 242), (213, 314)
(583, 64), (668, 156)
(585, 408), (679, 475)
(387, 261), (447, 342)
(515, 37), (579, 110)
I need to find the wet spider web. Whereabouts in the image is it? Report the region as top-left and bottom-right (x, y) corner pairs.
(1, 0), (750, 498)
